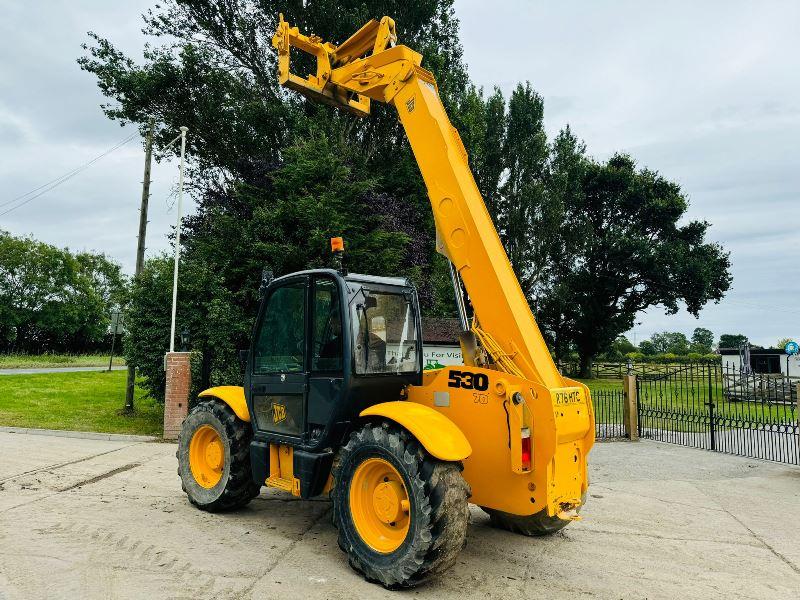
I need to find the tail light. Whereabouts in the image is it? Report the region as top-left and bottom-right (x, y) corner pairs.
(521, 427), (532, 471)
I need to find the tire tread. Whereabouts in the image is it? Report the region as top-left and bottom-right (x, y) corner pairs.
(331, 421), (470, 588)
(177, 400), (260, 512)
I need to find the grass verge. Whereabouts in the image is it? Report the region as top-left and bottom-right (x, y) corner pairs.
(0, 370), (162, 436)
(0, 353), (126, 369)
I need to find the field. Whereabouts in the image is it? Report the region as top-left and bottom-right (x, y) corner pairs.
(0, 353), (125, 369)
(0, 370), (162, 436)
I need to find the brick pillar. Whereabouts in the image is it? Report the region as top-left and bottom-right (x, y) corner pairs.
(164, 352), (191, 440)
(622, 374), (639, 441)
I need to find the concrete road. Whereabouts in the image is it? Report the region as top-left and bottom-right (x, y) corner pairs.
(0, 432), (798, 599)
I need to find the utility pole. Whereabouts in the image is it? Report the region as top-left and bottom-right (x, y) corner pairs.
(125, 117), (155, 413)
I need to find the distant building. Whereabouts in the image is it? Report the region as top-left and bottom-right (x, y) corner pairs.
(421, 318), (463, 367)
(719, 347), (799, 377)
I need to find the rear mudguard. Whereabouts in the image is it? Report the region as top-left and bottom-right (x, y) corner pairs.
(360, 401), (471, 462)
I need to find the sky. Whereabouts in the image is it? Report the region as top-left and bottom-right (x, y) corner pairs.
(1, 1), (798, 348)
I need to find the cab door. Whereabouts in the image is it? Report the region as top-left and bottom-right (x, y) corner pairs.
(249, 277), (308, 440)
(306, 275), (346, 448)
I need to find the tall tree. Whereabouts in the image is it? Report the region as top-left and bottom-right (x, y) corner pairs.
(81, 1), (473, 394)
(638, 340), (657, 356)
(499, 83), (549, 298)
(548, 155), (730, 376)
(535, 125), (586, 360)
(650, 332), (690, 355)
(690, 327), (714, 353)
(719, 333), (748, 349)
(453, 86), (506, 222)
(79, 0), (468, 182)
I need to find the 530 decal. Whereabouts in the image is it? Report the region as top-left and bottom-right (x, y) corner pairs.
(447, 370), (489, 392)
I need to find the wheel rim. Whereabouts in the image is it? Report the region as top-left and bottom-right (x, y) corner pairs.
(189, 424), (224, 489)
(349, 457), (411, 553)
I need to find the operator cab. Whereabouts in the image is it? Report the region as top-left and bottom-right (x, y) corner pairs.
(244, 268), (422, 456)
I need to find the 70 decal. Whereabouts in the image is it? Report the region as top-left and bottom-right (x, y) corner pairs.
(447, 370), (489, 392)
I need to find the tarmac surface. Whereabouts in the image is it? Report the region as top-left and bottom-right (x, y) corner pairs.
(0, 431), (798, 599)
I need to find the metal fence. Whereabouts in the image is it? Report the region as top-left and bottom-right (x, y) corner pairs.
(591, 388), (627, 439)
(559, 360), (719, 380)
(636, 362), (799, 464)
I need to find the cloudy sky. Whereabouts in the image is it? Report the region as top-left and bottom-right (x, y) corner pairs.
(1, 1), (798, 347)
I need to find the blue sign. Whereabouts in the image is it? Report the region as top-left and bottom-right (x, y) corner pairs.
(785, 341), (799, 356)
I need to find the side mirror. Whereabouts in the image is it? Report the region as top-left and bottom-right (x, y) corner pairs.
(238, 349), (249, 373)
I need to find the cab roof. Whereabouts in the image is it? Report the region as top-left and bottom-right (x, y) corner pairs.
(270, 268), (412, 289)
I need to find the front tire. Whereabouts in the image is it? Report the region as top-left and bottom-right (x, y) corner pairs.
(331, 422), (470, 588)
(177, 400), (260, 512)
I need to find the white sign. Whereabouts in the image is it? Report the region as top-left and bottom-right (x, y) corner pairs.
(109, 311), (125, 335)
(423, 345), (463, 367)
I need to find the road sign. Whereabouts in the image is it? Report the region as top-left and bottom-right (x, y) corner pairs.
(785, 341), (799, 356)
(110, 310), (125, 335)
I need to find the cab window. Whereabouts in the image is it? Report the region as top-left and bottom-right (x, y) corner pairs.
(311, 278), (343, 371)
(352, 288), (418, 375)
(253, 282), (305, 373)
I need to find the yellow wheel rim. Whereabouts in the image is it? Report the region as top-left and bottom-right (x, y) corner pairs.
(349, 458), (411, 553)
(189, 424), (224, 489)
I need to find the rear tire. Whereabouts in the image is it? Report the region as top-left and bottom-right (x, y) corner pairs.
(177, 400), (260, 512)
(481, 493), (586, 536)
(331, 422), (471, 588)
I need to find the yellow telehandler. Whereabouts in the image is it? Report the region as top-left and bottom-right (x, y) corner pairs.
(177, 15), (594, 588)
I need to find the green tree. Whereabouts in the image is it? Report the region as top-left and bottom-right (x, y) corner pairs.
(544, 155), (731, 376)
(0, 231), (125, 353)
(126, 135), (415, 401)
(690, 327), (714, 353)
(776, 337), (793, 350)
(650, 332), (690, 355)
(123, 255), (173, 401)
(638, 340), (656, 356)
(79, 0), (468, 184)
(535, 125), (586, 360)
(453, 85), (506, 222)
(602, 335), (637, 360)
(83, 1), (473, 395)
(719, 333), (748, 349)
(499, 83), (549, 298)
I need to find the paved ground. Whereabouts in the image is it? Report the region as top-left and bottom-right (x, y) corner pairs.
(1, 433), (798, 599)
(0, 366), (126, 375)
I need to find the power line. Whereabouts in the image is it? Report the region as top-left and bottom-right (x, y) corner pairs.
(0, 132), (139, 217)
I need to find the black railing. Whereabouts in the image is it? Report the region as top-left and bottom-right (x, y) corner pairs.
(636, 362), (798, 464)
(591, 388), (626, 439)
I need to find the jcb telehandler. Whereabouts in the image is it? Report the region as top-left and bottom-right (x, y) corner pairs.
(178, 15), (594, 588)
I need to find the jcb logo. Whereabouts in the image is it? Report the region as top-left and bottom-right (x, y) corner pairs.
(272, 403), (287, 424)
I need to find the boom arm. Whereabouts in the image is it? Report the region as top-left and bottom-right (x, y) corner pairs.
(272, 15), (564, 389)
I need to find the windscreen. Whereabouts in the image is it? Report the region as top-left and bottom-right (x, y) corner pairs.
(351, 288), (418, 375)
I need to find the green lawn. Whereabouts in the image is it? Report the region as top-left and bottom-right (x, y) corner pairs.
(0, 353), (126, 369)
(0, 370), (162, 436)
(577, 378), (623, 393)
